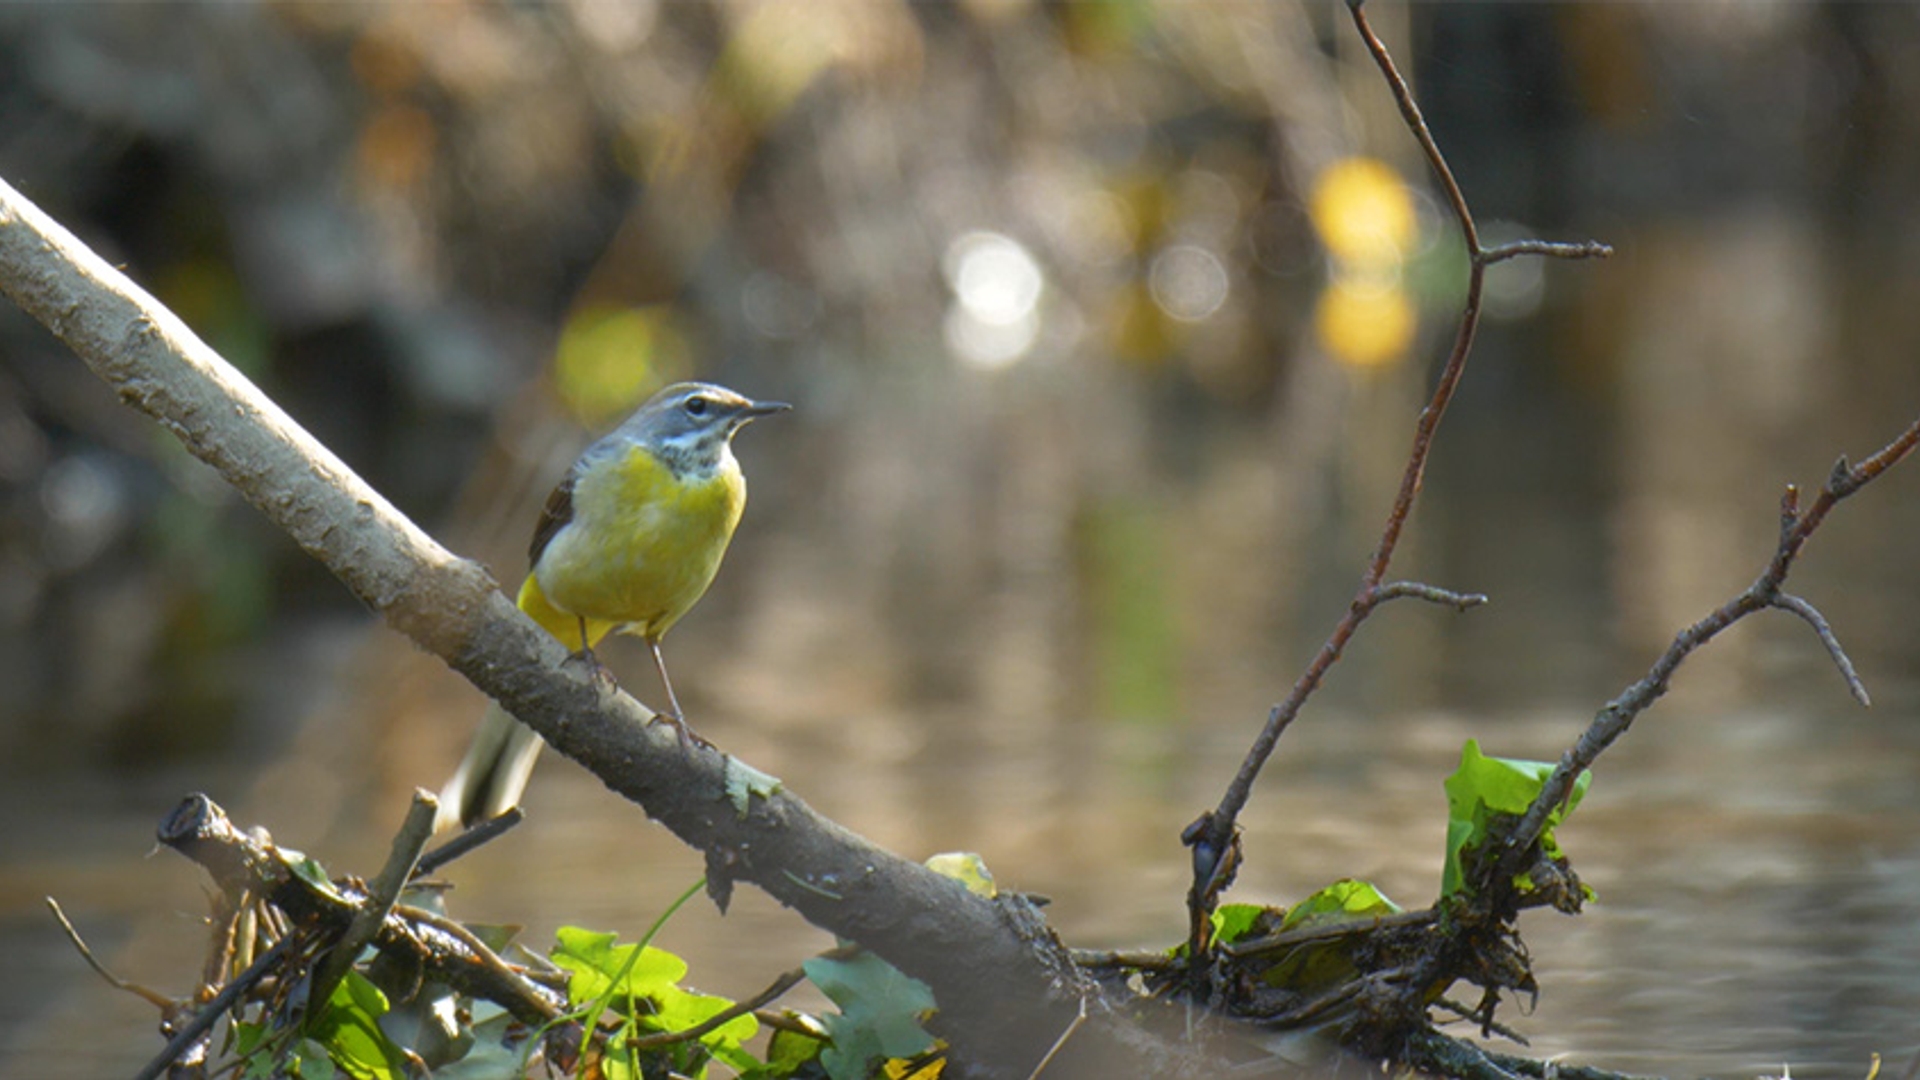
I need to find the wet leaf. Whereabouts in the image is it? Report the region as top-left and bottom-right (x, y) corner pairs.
(307, 971), (404, 1080)
(804, 951), (937, 1080)
(1442, 739), (1590, 899)
(551, 926), (686, 1004)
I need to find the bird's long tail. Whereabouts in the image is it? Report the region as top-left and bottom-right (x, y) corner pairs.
(435, 702), (544, 832)
(435, 574), (614, 832)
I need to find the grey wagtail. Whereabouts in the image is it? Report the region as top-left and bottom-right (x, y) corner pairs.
(437, 381), (788, 831)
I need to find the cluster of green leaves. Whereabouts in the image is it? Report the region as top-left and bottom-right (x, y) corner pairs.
(1441, 739), (1591, 900)
(551, 926), (759, 1078)
(1203, 879), (1402, 999)
(1190, 741), (1592, 1010)
(230, 971), (407, 1080)
(222, 869), (942, 1080)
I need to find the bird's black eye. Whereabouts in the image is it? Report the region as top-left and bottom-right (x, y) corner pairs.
(683, 395), (710, 417)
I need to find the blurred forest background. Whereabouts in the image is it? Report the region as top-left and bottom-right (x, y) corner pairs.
(3, 2), (1920, 1077)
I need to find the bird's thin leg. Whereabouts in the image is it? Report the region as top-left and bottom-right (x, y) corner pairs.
(648, 639), (695, 751)
(568, 616), (614, 688)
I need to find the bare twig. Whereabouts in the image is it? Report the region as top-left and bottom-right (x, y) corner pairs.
(1432, 997), (1531, 1047)
(1376, 581), (1491, 612)
(1481, 239), (1613, 265)
(1429, 1033), (1660, 1080)
(414, 806), (525, 877)
(1218, 907), (1436, 959)
(391, 903), (567, 1023)
(310, 790), (439, 1017)
(130, 935), (299, 1080)
(627, 966), (806, 1050)
(1181, 0), (1611, 956)
(45, 897), (176, 1010)
(1492, 417), (1920, 886)
(1771, 592), (1869, 706)
(157, 794), (571, 1029)
(1068, 948), (1181, 973)
(1025, 993), (1088, 1080)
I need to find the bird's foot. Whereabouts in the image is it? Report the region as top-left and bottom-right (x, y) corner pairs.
(563, 647), (617, 690)
(651, 710), (711, 752)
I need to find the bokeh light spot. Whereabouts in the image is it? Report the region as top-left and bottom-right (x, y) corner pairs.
(1310, 156), (1416, 266)
(1147, 244), (1228, 322)
(944, 231), (1044, 326)
(943, 231), (1046, 368)
(1315, 275), (1415, 369)
(944, 306), (1040, 370)
(553, 305), (690, 425)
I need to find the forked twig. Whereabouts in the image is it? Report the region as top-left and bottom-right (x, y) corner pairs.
(1492, 420), (1920, 885)
(1181, 0), (1611, 953)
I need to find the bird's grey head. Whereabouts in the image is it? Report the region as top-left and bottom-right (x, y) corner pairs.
(623, 382), (789, 475)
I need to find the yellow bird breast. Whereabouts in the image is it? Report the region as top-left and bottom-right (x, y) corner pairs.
(531, 442), (746, 644)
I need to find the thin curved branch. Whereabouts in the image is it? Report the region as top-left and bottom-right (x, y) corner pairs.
(1492, 417), (1920, 884)
(1182, 0), (1611, 946)
(46, 898), (177, 1011)
(1770, 592), (1870, 706)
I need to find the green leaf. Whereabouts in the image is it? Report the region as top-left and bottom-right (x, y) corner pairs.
(294, 1039), (339, 1080)
(804, 952), (937, 1080)
(602, 1031), (644, 1080)
(551, 925), (687, 1005)
(307, 971), (404, 1080)
(1279, 879), (1400, 931)
(1208, 902), (1269, 946)
(432, 1006), (529, 1080)
(651, 984), (757, 1045)
(755, 1026), (826, 1079)
(230, 1019), (270, 1058)
(1441, 739), (1591, 898)
(282, 850), (347, 903)
(232, 1020), (282, 1080)
(1251, 879), (1402, 993)
(710, 1039), (766, 1075)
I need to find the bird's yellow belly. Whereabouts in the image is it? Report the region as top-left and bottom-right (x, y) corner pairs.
(527, 445), (745, 645)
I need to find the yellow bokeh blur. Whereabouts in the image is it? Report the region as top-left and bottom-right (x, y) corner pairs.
(1314, 276), (1415, 369)
(552, 305), (692, 427)
(1309, 156), (1416, 267)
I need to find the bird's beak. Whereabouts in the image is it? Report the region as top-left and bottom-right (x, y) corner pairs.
(742, 399), (791, 419)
